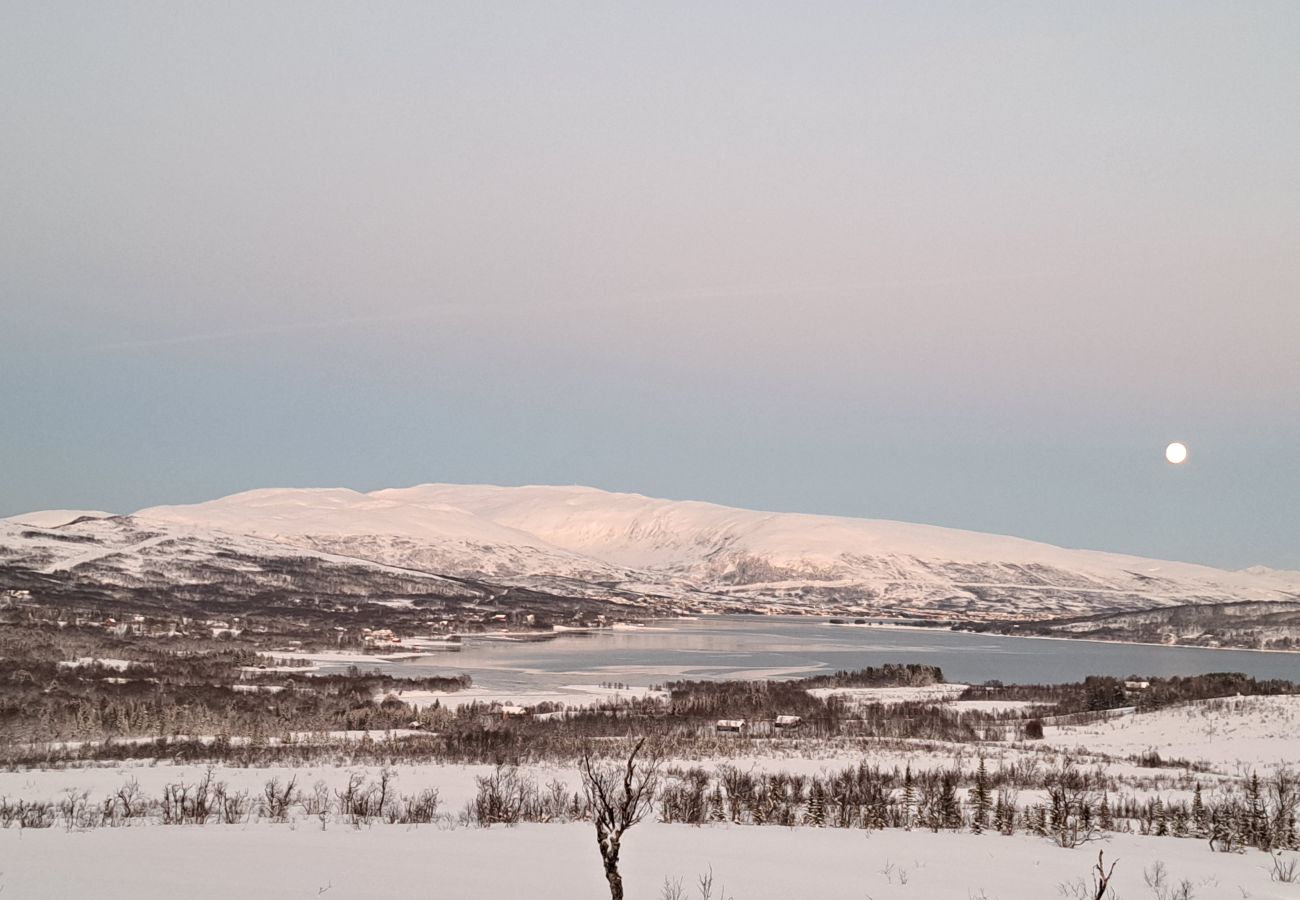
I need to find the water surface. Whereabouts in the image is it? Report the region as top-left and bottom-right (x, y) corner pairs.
(331, 616), (1300, 692)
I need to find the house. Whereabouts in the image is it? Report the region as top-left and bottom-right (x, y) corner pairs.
(774, 715), (802, 730)
(1124, 680), (1151, 691)
(500, 705), (530, 720)
(0, 589), (31, 607)
(715, 719), (747, 734)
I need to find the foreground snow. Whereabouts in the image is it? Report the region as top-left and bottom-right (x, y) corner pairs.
(6, 694), (1299, 896)
(0, 822), (1291, 900)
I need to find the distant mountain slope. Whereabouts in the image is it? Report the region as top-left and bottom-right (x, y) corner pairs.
(88, 483), (1300, 619)
(1029, 600), (1300, 651)
(0, 514), (471, 593)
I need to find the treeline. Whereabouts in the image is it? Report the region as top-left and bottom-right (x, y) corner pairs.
(7, 759), (1296, 862)
(0, 656), (470, 742)
(795, 664), (943, 689)
(7, 658), (1296, 769)
(656, 761), (1300, 855)
(0, 661), (1071, 765)
(664, 679), (832, 721)
(1133, 673), (1300, 711)
(662, 665), (945, 726)
(0, 767), (443, 830)
(958, 672), (1300, 716)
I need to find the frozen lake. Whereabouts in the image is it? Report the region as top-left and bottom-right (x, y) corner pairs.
(326, 616), (1300, 690)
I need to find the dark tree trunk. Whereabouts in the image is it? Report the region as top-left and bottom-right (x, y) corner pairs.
(598, 826), (624, 900)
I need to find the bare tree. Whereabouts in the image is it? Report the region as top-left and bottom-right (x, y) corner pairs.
(1064, 851), (1118, 900)
(1046, 765), (1102, 848)
(579, 738), (661, 900)
(1093, 850), (1117, 900)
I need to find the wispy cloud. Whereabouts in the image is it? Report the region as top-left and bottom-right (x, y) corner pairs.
(104, 270), (1062, 352)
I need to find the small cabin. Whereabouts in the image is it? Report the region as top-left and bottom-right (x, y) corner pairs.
(500, 705), (530, 720)
(774, 715), (802, 730)
(715, 719), (747, 734)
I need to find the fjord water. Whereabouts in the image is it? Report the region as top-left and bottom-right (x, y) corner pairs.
(364, 616), (1300, 692)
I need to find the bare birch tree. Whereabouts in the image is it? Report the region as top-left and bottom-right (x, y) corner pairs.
(579, 738), (661, 900)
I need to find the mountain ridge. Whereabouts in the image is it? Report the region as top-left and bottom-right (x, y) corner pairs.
(6, 484), (1298, 619)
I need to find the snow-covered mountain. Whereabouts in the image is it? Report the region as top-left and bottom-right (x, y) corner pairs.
(2, 483), (1271, 618)
(5, 484), (1298, 618)
(0, 509), (479, 597)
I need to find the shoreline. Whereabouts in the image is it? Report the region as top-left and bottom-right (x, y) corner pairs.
(681, 608), (1300, 658)
(963, 627), (1300, 657)
(698, 613), (1300, 657)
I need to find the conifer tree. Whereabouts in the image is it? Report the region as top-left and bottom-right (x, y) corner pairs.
(805, 781), (826, 827)
(902, 765), (915, 832)
(994, 791), (1016, 835)
(970, 758), (991, 835)
(1172, 805), (1189, 838)
(708, 784), (725, 823)
(1246, 772), (1269, 850)
(1032, 805), (1048, 837)
(1192, 783), (1208, 838)
(940, 774), (961, 830)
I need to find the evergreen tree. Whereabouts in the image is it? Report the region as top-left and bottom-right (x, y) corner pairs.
(901, 765), (915, 831)
(1032, 805), (1048, 837)
(867, 789), (888, 830)
(805, 781), (826, 827)
(994, 791), (1016, 835)
(940, 774), (962, 830)
(1097, 793), (1114, 831)
(1210, 805), (1242, 853)
(1172, 805), (1189, 838)
(1246, 772), (1269, 850)
(708, 784), (725, 823)
(970, 758), (991, 835)
(1191, 783), (1208, 838)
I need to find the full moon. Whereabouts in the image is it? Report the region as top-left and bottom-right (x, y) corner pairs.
(1165, 442), (1188, 464)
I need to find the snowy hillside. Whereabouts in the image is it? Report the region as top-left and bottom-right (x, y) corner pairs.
(5, 484), (1298, 618)
(0, 512), (482, 603)
(108, 484), (1300, 618)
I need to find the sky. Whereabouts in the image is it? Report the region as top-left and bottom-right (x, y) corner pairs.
(1, 2), (1298, 570)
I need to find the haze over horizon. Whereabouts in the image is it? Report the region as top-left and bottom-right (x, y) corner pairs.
(3, 3), (1298, 570)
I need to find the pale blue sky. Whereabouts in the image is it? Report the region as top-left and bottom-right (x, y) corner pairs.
(2, 2), (1298, 569)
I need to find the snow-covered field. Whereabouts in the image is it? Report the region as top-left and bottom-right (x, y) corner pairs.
(393, 682), (668, 711)
(56, 657), (135, 671)
(5, 694), (1297, 897)
(807, 683), (1052, 715)
(808, 683), (970, 704)
(0, 762), (543, 813)
(0, 822), (1292, 900)
(1044, 694), (1300, 775)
